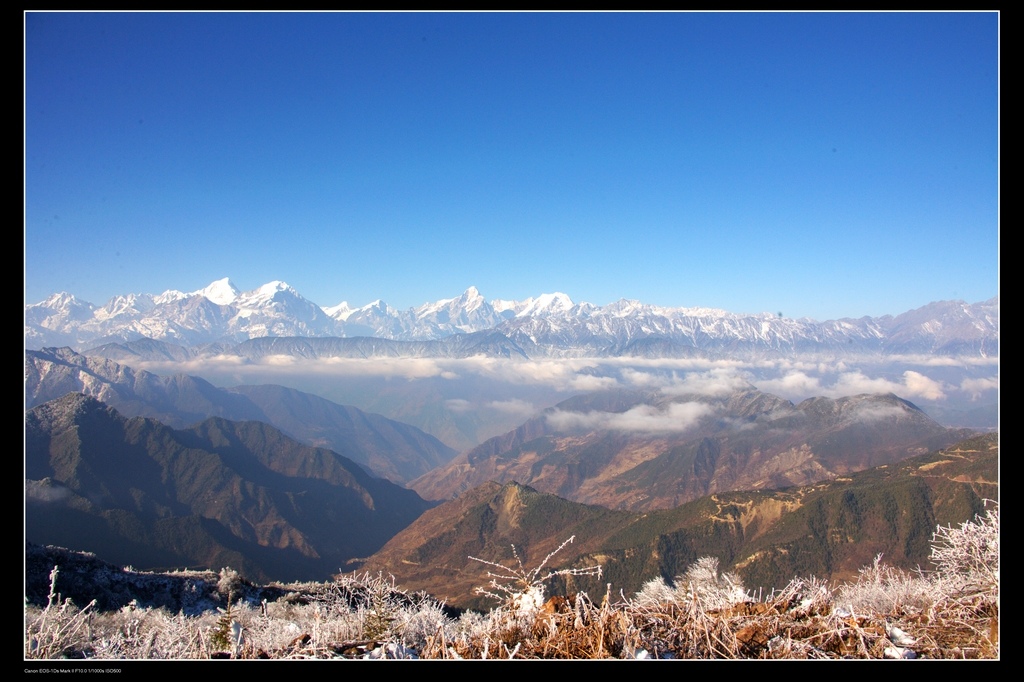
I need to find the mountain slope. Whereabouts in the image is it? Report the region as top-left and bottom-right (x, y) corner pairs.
(25, 393), (434, 582)
(25, 347), (456, 483)
(362, 481), (633, 610)
(364, 433), (997, 609)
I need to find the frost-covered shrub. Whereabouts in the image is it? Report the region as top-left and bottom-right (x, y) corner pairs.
(930, 503), (999, 599)
(633, 576), (677, 607)
(25, 566), (97, 659)
(395, 598), (453, 651)
(631, 558), (747, 612)
(678, 557), (747, 610)
(216, 567), (243, 599)
(834, 554), (938, 616)
(469, 536), (602, 612)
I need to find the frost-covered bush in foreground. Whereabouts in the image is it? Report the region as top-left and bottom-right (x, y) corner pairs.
(931, 503), (999, 599)
(836, 501), (999, 622)
(834, 554), (940, 616)
(634, 557), (747, 611)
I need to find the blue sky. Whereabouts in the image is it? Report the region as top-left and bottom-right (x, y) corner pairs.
(25, 11), (998, 321)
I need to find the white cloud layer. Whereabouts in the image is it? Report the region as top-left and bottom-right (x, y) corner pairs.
(131, 353), (993, 412)
(825, 370), (946, 401)
(660, 368), (754, 397)
(754, 371), (823, 396)
(546, 401), (714, 433)
(960, 376), (999, 400)
(901, 370), (947, 401)
(444, 398), (473, 413)
(487, 399), (537, 418)
(853, 403), (910, 423)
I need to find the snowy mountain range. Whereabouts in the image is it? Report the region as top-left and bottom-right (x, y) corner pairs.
(25, 278), (998, 359)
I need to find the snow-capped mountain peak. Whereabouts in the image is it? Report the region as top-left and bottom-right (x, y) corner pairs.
(411, 286), (490, 326)
(253, 280), (291, 299)
(192, 278), (240, 306)
(605, 298), (645, 317)
(358, 299), (395, 315)
(260, 280), (290, 294)
(446, 286), (486, 314)
(232, 281), (303, 309)
(36, 292), (84, 310)
(516, 292), (574, 317)
(458, 286), (485, 310)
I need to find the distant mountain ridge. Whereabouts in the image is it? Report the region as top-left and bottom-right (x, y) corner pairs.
(411, 387), (973, 511)
(25, 279), (997, 359)
(25, 347), (456, 484)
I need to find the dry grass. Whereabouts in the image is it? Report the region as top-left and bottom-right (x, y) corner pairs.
(25, 504), (998, 660)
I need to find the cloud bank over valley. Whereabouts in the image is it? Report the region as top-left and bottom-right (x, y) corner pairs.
(117, 353), (996, 448)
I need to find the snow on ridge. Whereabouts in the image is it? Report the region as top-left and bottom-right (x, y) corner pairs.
(356, 299), (395, 316)
(491, 299), (519, 314)
(415, 295), (456, 315)
(154, 289), (188, 305)
(324, 301), (353, 320)
(673, 305), (730, 318)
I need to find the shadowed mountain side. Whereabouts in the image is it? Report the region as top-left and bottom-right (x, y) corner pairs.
(363, 433), (996, 610)
(26, 347), (456, 483)
(410, 388), (972, 511)
(25, 393), (434, 583)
